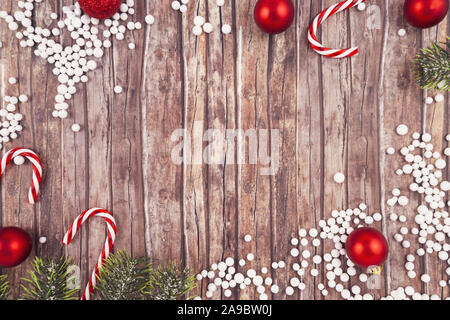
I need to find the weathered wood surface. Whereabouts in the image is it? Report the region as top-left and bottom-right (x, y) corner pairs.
(0, 0), (448, 299)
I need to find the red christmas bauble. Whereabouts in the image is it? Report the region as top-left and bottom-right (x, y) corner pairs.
(78, 0), (122, 19)
(404, 0), (449, 28)
(254, 0), (295, 34)
(345, 227), (388, 268)
(0, 227), (32, 268)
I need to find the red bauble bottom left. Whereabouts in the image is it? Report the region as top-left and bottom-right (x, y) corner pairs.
(0, 227), (32, 268)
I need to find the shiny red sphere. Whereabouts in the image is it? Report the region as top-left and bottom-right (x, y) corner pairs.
(404, 0), (449, 28)
(78, 0), (122, 19)
(0, 227), (32, 268)
(254, 0), (295, 34)
(345, 227), (388, 268)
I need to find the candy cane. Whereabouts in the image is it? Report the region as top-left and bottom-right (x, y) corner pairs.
(62, 208), (117, 300)
(308, 0), (366, 58)
(0, 148), (43, 204)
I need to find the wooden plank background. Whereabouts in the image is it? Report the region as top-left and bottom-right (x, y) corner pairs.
(0, 0), (448, 300)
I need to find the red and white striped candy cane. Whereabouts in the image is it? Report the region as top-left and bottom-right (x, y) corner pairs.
(308, 0), (366, 58)
(0, 148), (43, 204)
(62, 208), (117, 300)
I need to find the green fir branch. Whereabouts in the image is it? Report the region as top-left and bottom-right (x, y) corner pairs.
(144, 262), (196, 300)
(414, 38), (450, 91)
(20, 256), (79, 300)
(94, 250), (152, 300)
(0, 274), (9, 300)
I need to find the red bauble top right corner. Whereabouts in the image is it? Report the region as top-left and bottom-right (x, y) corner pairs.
(404, 0), (449, 28)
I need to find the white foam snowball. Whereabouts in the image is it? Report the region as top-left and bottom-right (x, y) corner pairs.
(193, 25), (202, 36)
(435, 159), (446, 169)
(333, 172), (345, 184)
(13, 155), (25, 165)
(396, 124), (408, 136)
(203, 22), (213, 33)
(194, 16), (205, 26)
(357, 2), (366, 11)
(145, 15), (155, 25)
(222, 24), (232, 34)
(71, 123), (81, 132)
(171, 1), (181, 10)
(435, 94), (444, 102)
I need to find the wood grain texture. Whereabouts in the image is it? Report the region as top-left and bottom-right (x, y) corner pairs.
(0, 0), (448, 299)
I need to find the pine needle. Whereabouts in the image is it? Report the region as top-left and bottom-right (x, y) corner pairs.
(94, 250), (152, 300)
(414, 38), (450, 91)
(20, 256), (79, 300)
(0, 274), (9, 300)
(144, 262), (196, 300)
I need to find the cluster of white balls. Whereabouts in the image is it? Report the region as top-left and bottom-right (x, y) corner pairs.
(197, 161), (450, 300)
(1, 91), (25, 149)
(285, 204), (385, 300)
(191, 1), (231, 36)
(171, 0), (189, 13)
(0, 0), (155, 122)
(425, 93), (445, 104)
(387, 126), (450, 286)
(195, 233), (284, 300)
(196, 204), (397, 300)
(382, 286), (443, 300)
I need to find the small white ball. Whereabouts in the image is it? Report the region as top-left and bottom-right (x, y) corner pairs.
(357, 3), (366, 11)
(39, 236), (47, 244)
(222, 24), (232, 34)
(13, 155), (25, 165)
(435, 94), (445, 102)
(145, 14), (155, 25)
(194, 16), (205, 26)
(203, 22), (213, 33)
(397, 29), (406, 37)
(193, 25), (203, 36)
(333, 172), (345, 184)
(71, 123), (81, 132)
(114, 86), (123, 94)
(396, 124), (408, 136)
(386, 147), (395, 155)
(172, 1), (181, 10)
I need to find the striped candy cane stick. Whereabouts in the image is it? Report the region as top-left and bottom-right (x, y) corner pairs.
(0, 148), (43, 204)
(62, 208), (117, 300)
(308, 0), (366, 58)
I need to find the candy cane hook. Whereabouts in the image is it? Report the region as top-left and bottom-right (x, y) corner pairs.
(62, 208), (117, 300)
(0, 148), (43, 204)
(308, 0), (366, 58)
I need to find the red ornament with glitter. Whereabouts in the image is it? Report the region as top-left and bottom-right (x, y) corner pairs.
(345, 227), (389, 268)
(254, 0), (295, 34)
(78, 0), (123, 20)
(0, 227), (32, 268)
(404, 0), (449, 29)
